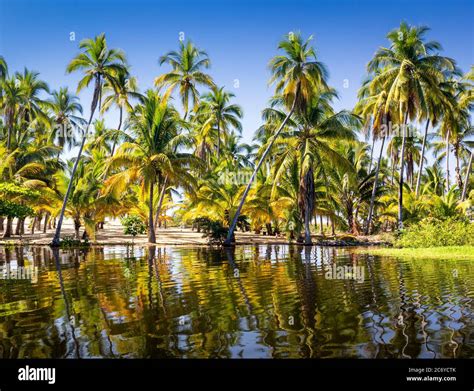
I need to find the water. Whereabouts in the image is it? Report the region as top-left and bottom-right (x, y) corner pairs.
(0, 245), (472, 359)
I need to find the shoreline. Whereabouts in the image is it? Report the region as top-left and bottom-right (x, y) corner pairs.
(0, 222), (389, 247)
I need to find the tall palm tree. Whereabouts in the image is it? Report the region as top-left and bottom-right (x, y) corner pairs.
(355, 74), (393, 234)
(15, 68), (50, 125)
(104, 90), (197, 243)
(367, 22), (457, 230)
(100, 69), (141, 155)
(155, 40), (215, 119)
(197, 86), (242, 157)
(51, 33), (127, 246)
(48, 87), (84, 155)
(0, 76), (24, 150)
(268, 90), (358, 244)
(224, 32), (329, 245)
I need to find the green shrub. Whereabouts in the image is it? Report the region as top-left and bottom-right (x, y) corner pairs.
(121, 215), (147, 240)
(201, 220), (228, 245)
(396, 217), (474, 248)
(60, 236), (89, 248)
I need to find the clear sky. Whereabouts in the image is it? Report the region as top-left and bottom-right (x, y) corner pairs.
(1, 0), (473, 145)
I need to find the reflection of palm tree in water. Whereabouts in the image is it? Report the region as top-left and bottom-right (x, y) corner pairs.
(52, 248), (80, 358)
(395, 263), (422, 358)
(224, 247), (253, 314)
(143, 246), (176, 357)
(291, 245), (318, 357)
(364, 254), (388, 357)
(224, 247), (257, 357)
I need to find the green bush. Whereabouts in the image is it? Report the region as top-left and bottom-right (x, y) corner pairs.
(121, 215), (147, 239)
(60, 236), (89, 248)
(201, 220), (228, 245)
(396, 217), (474, 248)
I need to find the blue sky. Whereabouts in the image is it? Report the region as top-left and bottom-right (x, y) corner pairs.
(1, 0), (473, 145)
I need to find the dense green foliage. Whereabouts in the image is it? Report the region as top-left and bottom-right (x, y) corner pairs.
(396, 217), (474, 247)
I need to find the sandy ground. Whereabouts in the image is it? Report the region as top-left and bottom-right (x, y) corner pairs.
(0, 218), (297, 246)
(0, 218), (384, 246)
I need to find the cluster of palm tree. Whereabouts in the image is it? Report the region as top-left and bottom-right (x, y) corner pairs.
(0, 23), (472, 245)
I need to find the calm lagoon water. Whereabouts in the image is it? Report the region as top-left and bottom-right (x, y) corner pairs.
(0, 245), (472, 358)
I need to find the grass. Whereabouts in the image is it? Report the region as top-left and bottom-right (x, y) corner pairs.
(357, 245), (474, 260)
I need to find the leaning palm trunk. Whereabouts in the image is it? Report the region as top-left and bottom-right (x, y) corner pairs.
(397, 113), (408, 231)
(110, 106), (123, 157)
(224, 96), (298, 246)
(461, 151), (473, 201)
(154, 176), (168, 230)
(415, 120), (430, 197)
(365, 135), (386, 235)
(368, 136), (375, 173)
(51, 75), (101, 247)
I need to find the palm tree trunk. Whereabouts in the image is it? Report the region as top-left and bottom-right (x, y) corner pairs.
(111, 106), (122, 157)
(154, 176), (168, 230)
(6, 109), (14, 150)
(2, 216), (13, 238)
(6, 126), (12, 150)
(365, 135), (386, 235)
(148, 180), (156, 243)
(15, 217), (23, 235)
(303, 208), (312, 245)
(74, 218), (81, 240)
(445, 129), (450, 194)
(51, 74), (101, 247)
(415, 120), (430, 197)
(224, 93), (298, 246)
(43, 212), (50, 233)
(398, 112), (409, 231)
(216, 121), (221, 158)
(391, 159), (395, 186)
(0, 217), (4, 231)
(455, 149), (463, 190)
(461, 151), (473, 201)
(368, 135), (375, 173)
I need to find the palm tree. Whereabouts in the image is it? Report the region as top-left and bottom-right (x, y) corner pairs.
(1, 76), (25, 150)
(155, 40), (215, 119)
(51, 33), (127, 246)
(105, 90), (197, 243)
(224, 32), (329, 245)
(197, 86), (242, 157)
(268, 90), (358, 244)
(329, 142), (383, 234)
(15, 68), (50, 125)
(0, 56), (7, 81)
(100, 69), (141, 155)
(367, 22), (456, 230)
(355, 75), (393, 234)
(48, 87), (84, 155)
(422, 163), (445, 196)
